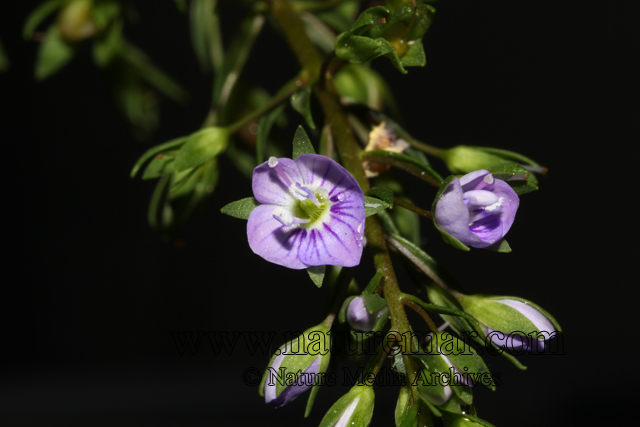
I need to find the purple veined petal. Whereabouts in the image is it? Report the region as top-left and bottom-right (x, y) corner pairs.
(459, 169), (492, 192)
(468, 215), (503, 247)
(434, 178), (471, 244)
(270, 357), (322, 408)
(252, 157), (303, 205)
(297, 216), (365, 267)
(296, 154), (364, 204)
(490, 179), (519, 237)
(247, 204), (307, 269)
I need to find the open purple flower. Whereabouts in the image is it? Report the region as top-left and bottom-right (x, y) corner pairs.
(434, 169), (519, 248)
(247, 154), (365, 269)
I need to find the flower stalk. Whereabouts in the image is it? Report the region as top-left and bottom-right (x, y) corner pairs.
(269, 0), (420, 391)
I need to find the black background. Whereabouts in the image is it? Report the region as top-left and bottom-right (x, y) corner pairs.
(1, 0), (638, 425)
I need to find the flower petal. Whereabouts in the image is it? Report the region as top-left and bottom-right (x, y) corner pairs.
(252, 158), (302, 205)
(298, 217), (365, 267)
(460, 169), (492, 192)
(491, 179), (519, 237)
(434, 178), (471, 244)
(247, 204), (307, 269)
(271, 357), (321, 408)
(296, 154), (363, 204)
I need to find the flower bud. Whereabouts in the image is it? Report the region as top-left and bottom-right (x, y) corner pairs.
(442, 145), (544, 175)
(319, 386), (375, 427)
(260, 323), (331, 408)
(457, 295), (561, 352)
(57, 0), (97, 42)
(347, 296), (389, 332)
(433, 170), (518, 249)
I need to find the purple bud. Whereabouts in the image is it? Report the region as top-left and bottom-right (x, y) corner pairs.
(346, 297), (389, 332)
(264, 354), (322, 408)
(434, 170), (519, 248)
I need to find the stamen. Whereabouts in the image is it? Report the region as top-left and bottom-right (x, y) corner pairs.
(290, 183), (321, 207)
(268, 156), (292, 187)
(272, 207), (310, 226)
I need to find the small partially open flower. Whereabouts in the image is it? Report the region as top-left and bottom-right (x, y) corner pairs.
(434, 170), (519, 248)
(248, 154), (365, 269)
(362, 121), (409, 177)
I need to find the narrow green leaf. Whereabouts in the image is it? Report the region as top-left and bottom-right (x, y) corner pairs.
(363, 271), (383, 294)
(190, 0), (222, 73)
(362, 149), (443, 183)
(366, 186), (394, 208)
(23, 0), (68, 39)
(220, 197), (260, 220)
(131, 137), (187, 177)
(338, 296), (356, 324)
(148, 175), (170, 228)
(142, 150), (178, 180)
(256, 103), (286, 165)
(336, 34), (395, 64)
(307, 265), (325, 288)
(35, 25), (76, 80)
(347, 6), (390, 35)
(174, 127), (229, 172)
(291, 86), (316, 129)
(213, 14), (264, 104)
(292, 125), (316, 160)
(485, 238), (512, 253)
(488, 162), (538, 195)
(93, 18), (123, 66)
(364, 196), (390, 217)
(122, 43), (189, 103)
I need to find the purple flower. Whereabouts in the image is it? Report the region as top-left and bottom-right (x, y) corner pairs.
(434, 169), (519, 248)
(347, 297), (389, 332)
(247, 154), (365, 269)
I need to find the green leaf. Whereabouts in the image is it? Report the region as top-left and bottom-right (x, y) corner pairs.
(476, 146), (541, 168)
(448, 351), (496, 391)
(93, 18), (123, 66)
(347, 6), (390, 35)
(363, 271), (383, 294)
(122, 43), (189, 103)
(431, 176), (471, 251)
(400, 39), (426, 67)
(363, 149), (443, 183)
(23, 0), (69, 39)
(91, 0), (121, 30)
(361, 293), (387, 314)
(487, 162), (538, 195)
(190, 0), (222, 73)
(35, 25), (76, 80)
(407, 4), (436, 41)
(291, 86), (316, 129)
(220, 197), (260, 220)
(366, 186), (394, 208)
(213, 14), (264, 105)
(131, 137), (187, 177)
(485, 238), (512, 253)
(364, 196), (390, 217)
(292, 125), (316, 160)
(307, 265), (326, 288)
(256, 103), (286, 165)
(336, 34), (396, 64)
(0, 39), (9, 72)
(338, 296), (356, 324)
(142, 150), (178, 180)
(148, 175), (170, 228)
(174, 127), (230, 172)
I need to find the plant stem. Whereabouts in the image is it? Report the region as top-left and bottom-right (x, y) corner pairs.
(269, 0), (420, 393)
(393, 197), (432, 218)
(406, 137), (445, 158)
(401, 295), (438, 333)
(227, 75), (308, 134)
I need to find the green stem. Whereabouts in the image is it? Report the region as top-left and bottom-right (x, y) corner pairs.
(269, 0), (420, 392)
(227, 75), (309, 134)
(393, 197), (432, 219)
(400, 294), (440, 333)
(406, 138), (445, 158)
